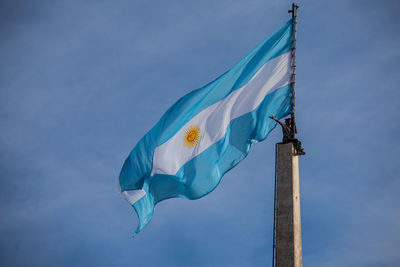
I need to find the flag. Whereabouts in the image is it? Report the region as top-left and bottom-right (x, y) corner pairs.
(119, 19), (294, 235)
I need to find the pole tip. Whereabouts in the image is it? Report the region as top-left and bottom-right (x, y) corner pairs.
(288, 3), (299, 12)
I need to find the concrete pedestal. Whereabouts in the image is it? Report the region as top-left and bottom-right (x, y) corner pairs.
(275, 143), (302, 267)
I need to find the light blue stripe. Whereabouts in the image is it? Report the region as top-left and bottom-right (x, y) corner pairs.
(120, 19), (294, 192)
(131, 84), (293, 235)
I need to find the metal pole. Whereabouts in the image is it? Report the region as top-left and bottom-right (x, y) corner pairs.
(272, 143), (278, 267)
(288, 3), (298, 137)
(271, 5), (300, 267)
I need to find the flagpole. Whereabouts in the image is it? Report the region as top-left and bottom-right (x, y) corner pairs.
(272, 5), (300, 267)
(289, 3), (299, 137)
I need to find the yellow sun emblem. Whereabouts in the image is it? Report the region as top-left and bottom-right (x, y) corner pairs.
(183, 125), (201, 148)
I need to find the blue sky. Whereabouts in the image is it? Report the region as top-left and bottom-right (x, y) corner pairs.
(1, 0), (399, 266)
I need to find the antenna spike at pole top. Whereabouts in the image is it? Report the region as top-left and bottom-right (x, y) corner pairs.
(288, 3), (299, 16)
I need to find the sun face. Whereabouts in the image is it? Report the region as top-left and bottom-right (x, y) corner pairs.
(183, 125), (201, 148)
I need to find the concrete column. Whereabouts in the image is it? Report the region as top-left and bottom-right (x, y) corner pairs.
(275, 143), (302, 267)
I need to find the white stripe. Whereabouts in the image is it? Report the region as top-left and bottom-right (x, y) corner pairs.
(151, 52), (291, 176)
(121, 189), (146, 205)
(118, 183), (146, 205)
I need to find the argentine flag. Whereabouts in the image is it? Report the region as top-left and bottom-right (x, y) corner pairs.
(119, 19), (295, 235)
